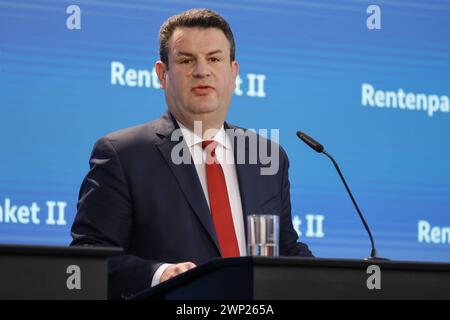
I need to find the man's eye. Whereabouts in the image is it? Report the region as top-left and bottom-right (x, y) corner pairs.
(180, 59), (192, 64)
(209, 57), (220, 62)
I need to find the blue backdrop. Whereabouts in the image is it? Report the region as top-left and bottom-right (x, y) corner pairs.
(1, 0), (450, 262)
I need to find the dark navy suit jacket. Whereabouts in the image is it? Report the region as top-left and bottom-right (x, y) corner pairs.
(70, 111), (313, 299)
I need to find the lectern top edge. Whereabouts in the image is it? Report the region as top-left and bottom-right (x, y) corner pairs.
(0, 244), (123, 257)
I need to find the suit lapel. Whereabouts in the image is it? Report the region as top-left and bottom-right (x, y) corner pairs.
(226, 123), (262, 238)
(155, 112), (221, 255)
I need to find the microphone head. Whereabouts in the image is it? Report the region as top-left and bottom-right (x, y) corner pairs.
(296, 131), (324, 153)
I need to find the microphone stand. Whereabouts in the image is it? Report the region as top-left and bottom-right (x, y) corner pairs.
(323, 150), (386, 260)
(297, 131), (388, 261)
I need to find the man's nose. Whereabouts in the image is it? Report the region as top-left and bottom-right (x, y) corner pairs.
(193, 59), (210, 78)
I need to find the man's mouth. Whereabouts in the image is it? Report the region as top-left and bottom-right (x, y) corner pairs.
(192, 85), (214, 95)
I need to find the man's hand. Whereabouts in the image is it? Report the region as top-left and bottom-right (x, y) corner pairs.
(160, 262), (196, 283)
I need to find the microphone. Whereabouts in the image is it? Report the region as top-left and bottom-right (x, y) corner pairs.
(296, 131), (387, 261)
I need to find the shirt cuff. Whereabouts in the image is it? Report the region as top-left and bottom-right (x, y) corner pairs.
(151, 263), (172, 287)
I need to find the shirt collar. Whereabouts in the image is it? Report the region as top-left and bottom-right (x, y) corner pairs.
(176, 120), (231, 150)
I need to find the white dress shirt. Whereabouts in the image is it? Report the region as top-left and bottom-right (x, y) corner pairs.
(151, 121), (247, 287)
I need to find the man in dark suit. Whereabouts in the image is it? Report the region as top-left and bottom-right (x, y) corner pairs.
(71, 8), (313, 299)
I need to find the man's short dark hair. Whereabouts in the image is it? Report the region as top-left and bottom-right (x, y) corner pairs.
(159, 8), (236, 68)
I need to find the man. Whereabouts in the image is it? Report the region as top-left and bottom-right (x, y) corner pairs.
(71, 8), (313, 300)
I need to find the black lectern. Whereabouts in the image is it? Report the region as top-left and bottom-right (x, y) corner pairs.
(0, 244), (122, 299)
(132, 257), (450, 300)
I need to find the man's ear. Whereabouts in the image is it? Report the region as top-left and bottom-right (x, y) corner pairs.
(155, 61), (167, 89)
(231, 60), (239, 89)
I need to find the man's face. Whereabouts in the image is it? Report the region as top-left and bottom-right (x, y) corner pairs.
(156, 27), (238, 127)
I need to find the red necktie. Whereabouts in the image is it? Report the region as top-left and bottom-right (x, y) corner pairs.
(202, 140), (240, 257)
